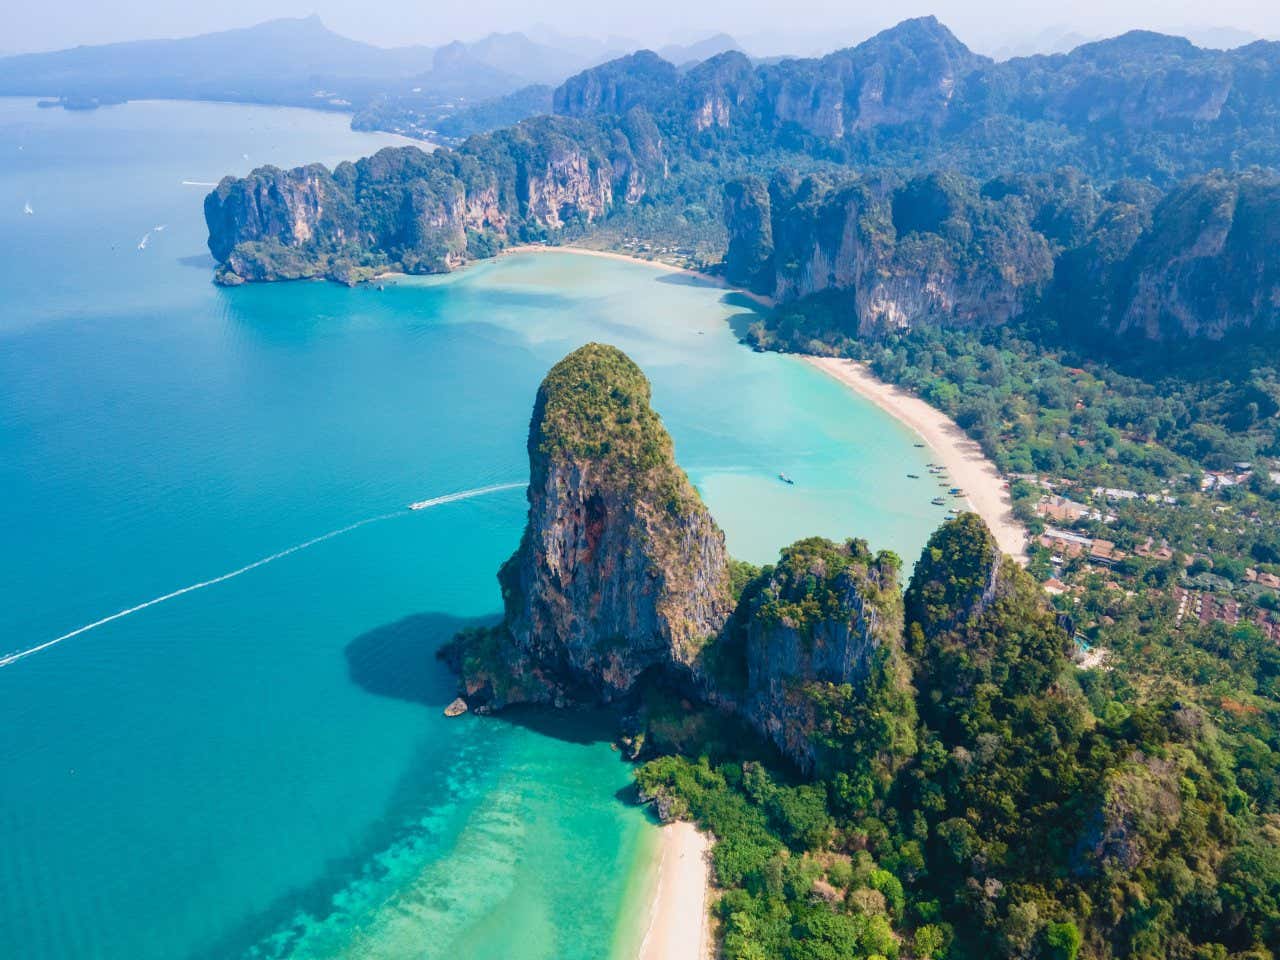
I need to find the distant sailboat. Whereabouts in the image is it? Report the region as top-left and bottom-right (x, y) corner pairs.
(137, 232), (150, 250)
(23, 200), (33, 215)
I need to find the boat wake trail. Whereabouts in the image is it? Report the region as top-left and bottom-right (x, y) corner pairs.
(408, 481), (523, 511)
(1, 481), (524, 670)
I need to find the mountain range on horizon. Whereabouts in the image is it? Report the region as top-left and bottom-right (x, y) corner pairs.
(0, 15), (745, 108)
(0, 13), (1268, 107)
(3, 12), (1275, 147)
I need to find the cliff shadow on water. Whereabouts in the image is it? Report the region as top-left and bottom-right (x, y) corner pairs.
(345, 610), (630, 747)
(344, 611), (500, 708)
(177, 252), (218, 270)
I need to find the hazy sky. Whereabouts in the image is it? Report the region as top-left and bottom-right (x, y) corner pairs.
(7, 0), (1279, 56)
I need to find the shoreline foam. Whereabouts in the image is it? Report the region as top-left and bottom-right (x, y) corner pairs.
(805, 356), (1027, 562)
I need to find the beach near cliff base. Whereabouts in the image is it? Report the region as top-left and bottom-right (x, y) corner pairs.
(638, 821), (712, 960)
(806, 357), (1028, 563)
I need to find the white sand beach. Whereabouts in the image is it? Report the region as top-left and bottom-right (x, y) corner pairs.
(638, 821), (712, 960)
(806, 357), (1028, 562)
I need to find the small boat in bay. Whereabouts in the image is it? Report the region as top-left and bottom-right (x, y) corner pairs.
(778, 473), (794, 485)
(932, 497), (946, 506)
(906, 473), (919, 479)
(23, 200), (34, 215)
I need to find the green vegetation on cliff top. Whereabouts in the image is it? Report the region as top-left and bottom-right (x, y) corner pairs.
(533, 343), (673, 474)
(640, 516), (1280, 960)
(750, 537), (900, 634)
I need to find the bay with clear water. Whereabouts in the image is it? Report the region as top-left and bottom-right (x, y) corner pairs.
(0, 98), (943, 960)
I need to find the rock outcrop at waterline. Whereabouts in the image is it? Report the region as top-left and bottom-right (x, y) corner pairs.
(499, 344), (735, 700)
(444, 343), (734, 707)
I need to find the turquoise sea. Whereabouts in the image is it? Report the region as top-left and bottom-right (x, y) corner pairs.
(0, 98), (942, 959)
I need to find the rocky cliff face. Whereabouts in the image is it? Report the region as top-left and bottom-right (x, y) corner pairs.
(553, 18), (987, 143)
(1111, 171), (1280, 342)
(204, 163), (356, 264)
(551, 20), (1280, 178)
(445, 344), (922, 773)
(539, 20), (1280, 213)
(731, 164), (1280, 348)
(722, 177), (773, 289)
(763, 17), (985, 140)
(740, 538), (905, 774)
(681, 51), (758, 134)
(459, 344), (733, 707)
(205, 115), (663, 284)
(726, 170), (1053, 334)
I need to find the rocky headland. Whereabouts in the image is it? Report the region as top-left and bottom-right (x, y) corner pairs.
(205, 112), (664, 285)
(442, 342), (1008, 779)
(440, 344), (919, 773)
(436, 343), (1259, 959)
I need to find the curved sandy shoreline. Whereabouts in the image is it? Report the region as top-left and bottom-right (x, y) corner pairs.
(501, 243), (777, 309)
(805, 357), (1027, 562)
(637, 821), (712, 960)
(507, 247), (1024, 559)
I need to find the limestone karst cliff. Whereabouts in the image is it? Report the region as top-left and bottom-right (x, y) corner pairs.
(1111, 171), (1280, 342)
(445, 343), (734, 707)
(723, 169), (1054, 335)
(727, 165), (1280, 346)
(736, 537), (911, 777)
(204, 115), (663, 284)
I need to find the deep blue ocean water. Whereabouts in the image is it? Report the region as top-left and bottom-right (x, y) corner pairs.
(0, 98), (942, 959)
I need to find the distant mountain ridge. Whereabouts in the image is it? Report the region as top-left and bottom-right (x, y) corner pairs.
(552, 16), (1280, 181)
(0, 16), (597, 113)
(0, 17), (753, 144)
